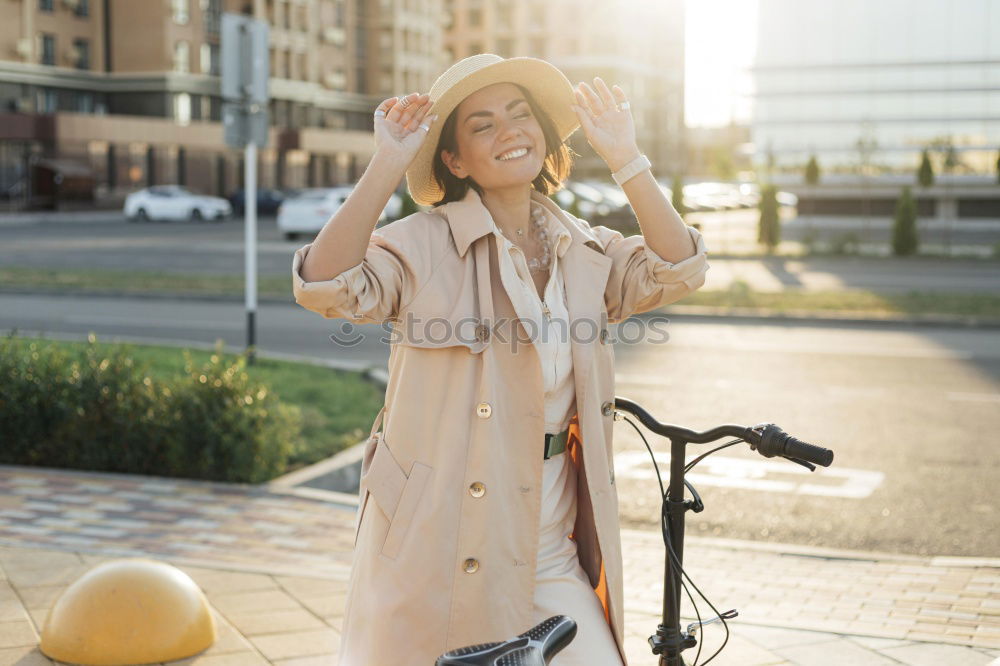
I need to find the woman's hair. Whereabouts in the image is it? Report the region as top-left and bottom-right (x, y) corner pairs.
(430, 83), (576, 208)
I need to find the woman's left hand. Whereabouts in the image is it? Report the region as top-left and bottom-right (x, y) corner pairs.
(572, 77), (641, 172)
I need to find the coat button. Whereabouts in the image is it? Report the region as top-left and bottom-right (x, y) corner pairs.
(601, 400), (615, 417)
(469, 481), (486, 498)
(600, 329), (611, 344)
(463, 558), (480, 573)
(476, 402), (492, 418)
(475, 323), (491, 343)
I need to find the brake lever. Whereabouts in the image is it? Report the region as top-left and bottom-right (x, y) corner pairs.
(782, 456), (816, 472)
(686, 609), (739, 635)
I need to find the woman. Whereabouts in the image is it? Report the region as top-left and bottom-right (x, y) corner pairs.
(292, 53), (709, 666)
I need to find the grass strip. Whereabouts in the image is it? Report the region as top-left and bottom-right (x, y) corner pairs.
(3, 267), (999, 319)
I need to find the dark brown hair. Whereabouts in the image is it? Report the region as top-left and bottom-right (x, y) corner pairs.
(430, 83), (576, 208)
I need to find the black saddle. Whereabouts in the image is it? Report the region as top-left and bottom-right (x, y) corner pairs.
(435, 615), (577, 666)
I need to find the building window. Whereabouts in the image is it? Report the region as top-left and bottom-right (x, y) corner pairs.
(38, 88), (58, 112)
(40, 34), (56, 66)
(496, 38), (512, 57)
(468, 8), (481, 26)
(75, 92), (94, 113)
(200, 43), (219, 75)
(203, 0), (221, 35)
(497, 3), (513, 30)
(297, 52), (307, 80)
(38, 0), (54, 12)
(174, 93), (192, 126)
(283, 48), (291, 78)
(173, 41), (190, 72)
(172, 0), (189, 24)
(73, 38), (90, 70)
(530, 37), (544, 57)
(75, 0), (89, 17)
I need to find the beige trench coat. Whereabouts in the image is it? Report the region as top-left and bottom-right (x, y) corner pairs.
(291, 186), (709, 665)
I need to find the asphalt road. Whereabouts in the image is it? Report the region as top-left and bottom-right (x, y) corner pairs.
(2, 213), (1000, 294)
(3, 292), (998, 557)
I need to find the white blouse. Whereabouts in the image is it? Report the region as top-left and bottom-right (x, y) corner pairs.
(488, 200), (576, 434)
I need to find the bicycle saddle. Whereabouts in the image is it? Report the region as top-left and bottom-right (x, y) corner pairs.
(435, 615), (577, 666)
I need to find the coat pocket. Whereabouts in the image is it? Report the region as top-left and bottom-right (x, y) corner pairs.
(360, 433), (433, 561)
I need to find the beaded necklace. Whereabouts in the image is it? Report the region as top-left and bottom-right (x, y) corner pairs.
(513, 201), (552, 273)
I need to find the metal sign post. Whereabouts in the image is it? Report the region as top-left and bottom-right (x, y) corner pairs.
(222, 12), (269, 365)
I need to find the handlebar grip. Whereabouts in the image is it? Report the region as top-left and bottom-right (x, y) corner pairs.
(783, 436), (834, 467)
(756, 425), (834, 467)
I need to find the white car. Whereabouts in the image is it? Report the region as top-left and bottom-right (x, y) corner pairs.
(124, 186), (232, 222)
(277, 187), (401, 240)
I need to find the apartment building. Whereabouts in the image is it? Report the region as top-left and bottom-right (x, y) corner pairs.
(0, 0), (685, 208)
(751, 0), (1000, 175)
(443, 0), (686, 176)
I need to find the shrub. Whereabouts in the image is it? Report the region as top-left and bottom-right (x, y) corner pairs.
(892, 186), (919, 256)
(757, 183), (781, 252)
(671, 173), (687, 218)
(0, 335), (299, 483)
(805, 155), (820, 185)
(917, 149), (934, 187)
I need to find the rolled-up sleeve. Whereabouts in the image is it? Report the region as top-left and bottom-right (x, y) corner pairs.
(590, 222), (709, 322)
(291, 231), (412, 325)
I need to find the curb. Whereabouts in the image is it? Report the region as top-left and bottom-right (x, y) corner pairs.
(654, 305), (1000, 329)
(3, 286), (998, 329)
(3, 462), (996, 571)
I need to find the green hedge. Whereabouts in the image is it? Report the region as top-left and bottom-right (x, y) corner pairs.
(0, 334), (300, 483)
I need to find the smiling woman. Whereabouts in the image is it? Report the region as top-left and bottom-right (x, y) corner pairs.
(431, 82), (573, 217)
(292, 52), (709, 666)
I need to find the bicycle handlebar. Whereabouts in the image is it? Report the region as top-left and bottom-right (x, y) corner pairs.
(754, 424), (834, 467)
(612, 396), (833, 467)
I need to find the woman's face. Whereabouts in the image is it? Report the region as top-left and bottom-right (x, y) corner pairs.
(441, 82), (546, 195)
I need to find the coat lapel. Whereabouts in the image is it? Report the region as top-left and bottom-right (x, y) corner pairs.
(439, 187), (613, 395)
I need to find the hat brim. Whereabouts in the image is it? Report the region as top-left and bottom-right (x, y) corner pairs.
(405, 55), (581, 207)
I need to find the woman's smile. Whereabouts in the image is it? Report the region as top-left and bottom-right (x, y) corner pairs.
(496, 146), (533, 163)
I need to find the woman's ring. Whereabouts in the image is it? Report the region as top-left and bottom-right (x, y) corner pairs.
(399, 97), (411, 109)
(418, 122), (430, 132)
(618, 101), (631, 111)
(374, 109), (386, 117)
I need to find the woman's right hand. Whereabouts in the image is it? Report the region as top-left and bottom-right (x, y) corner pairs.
(373, 93), (438, 172)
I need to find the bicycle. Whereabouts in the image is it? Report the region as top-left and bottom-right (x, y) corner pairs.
(436, 395), (835, 666)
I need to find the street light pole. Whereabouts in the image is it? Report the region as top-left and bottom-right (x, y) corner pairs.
(244, 138), (257, 364)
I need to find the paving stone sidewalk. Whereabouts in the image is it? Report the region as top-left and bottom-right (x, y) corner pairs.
(0, 465), (997, 665)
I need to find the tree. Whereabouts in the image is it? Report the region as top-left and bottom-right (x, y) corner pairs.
(892, 186), (919, 256)
(709, 145), (736, 182)
(805, 155), (820, 185)
(671, 173), (687, 219)
(943, 143), (959, 173)
(917, 149), (934, 187)
(757, 183), (780, 252)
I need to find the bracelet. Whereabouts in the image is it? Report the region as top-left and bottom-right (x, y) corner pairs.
(611, 153), (652, 186)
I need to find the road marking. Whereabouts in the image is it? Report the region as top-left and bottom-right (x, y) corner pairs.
(614, 452), (884, 499)
(616, 374), (889, 398)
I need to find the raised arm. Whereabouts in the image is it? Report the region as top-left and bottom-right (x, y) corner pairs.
(292, 93), (439, 323)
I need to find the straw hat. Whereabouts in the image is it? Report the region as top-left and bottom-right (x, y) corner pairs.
(404, 53), (581, 207)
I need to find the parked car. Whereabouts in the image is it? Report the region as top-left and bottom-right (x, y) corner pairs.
(277, 187), (401, 240)
(124, 185), (232, 222)
(227, 188), (285, 215)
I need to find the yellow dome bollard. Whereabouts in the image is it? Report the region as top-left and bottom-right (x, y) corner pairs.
(39, 558), (217, 665)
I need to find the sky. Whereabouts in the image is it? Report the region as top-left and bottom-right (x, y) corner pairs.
(684, 0), (759, 128)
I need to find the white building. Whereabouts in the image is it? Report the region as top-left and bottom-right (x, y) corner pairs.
(751, 0), (1000, 176)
